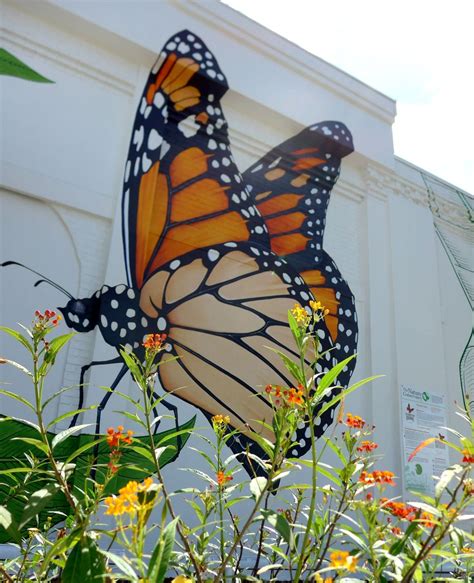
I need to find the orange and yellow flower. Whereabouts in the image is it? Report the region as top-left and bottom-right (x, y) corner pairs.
(106, 426), (133, 448)
(104, 477), (154, 516)
(329, 550), (358, 572)
(357, 440), (378, 453)
(216, 470), (233, 487)
(462, 449), (474, 463)
(343, 413), (365, 429)
(143, 333), (167, 351)
(359, 470), (396, 486)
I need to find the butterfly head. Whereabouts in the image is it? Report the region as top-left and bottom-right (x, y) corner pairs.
(59, 296), (100, 333)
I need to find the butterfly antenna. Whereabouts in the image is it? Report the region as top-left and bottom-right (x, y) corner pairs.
(1, 261), (73, 299)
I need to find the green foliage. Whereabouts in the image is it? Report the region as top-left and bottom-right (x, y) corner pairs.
(0, 307), (473, 583)
(0, 49), (53, 83)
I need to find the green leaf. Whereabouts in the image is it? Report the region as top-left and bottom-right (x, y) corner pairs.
(0, 389), (34, 410)
(257, 563), (283, 575)
(0, 325), (34, 355)
(119, 349), (142, 379)
(148, 517), (178, 583)
(0, 49), (53, 83)
(20, 483), (61, 529)
(250, 476), (267, 499)
(0, 505), (20, 543)
(316, 354), (357, 395)
(288, 310), (303, 349)
(262, 510), (293, 548)
(0, 414), (195, 542)
(273, 350), (304, 385)
(102, 551), (137, 580)
(11, 436), (49, 454)
(317, 375), (382, 418)
(47, 407), (97, 429)
(43, 333), (75, 366)
(62, 535), (107, 582)
(0, 358), (31, 376)
(51, 424), (93, 449)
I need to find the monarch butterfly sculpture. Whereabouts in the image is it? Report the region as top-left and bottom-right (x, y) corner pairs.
(3, 30), (358, 473)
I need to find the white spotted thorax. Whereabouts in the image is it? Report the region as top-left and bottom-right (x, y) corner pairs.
(95, 284), (167, 353)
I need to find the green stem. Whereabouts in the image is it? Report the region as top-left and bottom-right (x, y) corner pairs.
(142, 374), (203, 583)
(294, 345), (318, 580)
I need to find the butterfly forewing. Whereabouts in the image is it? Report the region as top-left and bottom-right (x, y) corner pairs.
(122, 29), (269, 290)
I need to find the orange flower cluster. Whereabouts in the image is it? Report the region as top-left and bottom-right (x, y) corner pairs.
(216, 470), (233, 487)
(462, 449), (474, 463)
(106, 425), (133, 448)
(359, 470), (396, 486)
(265, 384), (305, 407)
(329, 550), (357, 572)
(381, 499), (416, 520)
(34, 309), (61, 328)
(391, 526), (402, 536)
(143, 333), (167, 350)
(343, 413), (365, 429)
(357, 440), (378, 453)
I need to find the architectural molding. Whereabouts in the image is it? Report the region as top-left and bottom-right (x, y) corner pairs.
(177, 1), (396, 125)
(1, 27), (136, 96)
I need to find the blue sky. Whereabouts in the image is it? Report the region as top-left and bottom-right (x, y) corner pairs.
(224, 0), (474, 195)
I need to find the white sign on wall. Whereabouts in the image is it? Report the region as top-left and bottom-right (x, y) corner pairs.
(400, 384), (449, 498)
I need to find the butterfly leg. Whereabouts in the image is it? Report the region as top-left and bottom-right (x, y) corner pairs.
(69, 356), (124, 428)
(158, 398), (183, 457)
(94, 364), (129, 437)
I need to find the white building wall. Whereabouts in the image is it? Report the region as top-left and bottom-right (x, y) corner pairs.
(1, 0), (471, 507)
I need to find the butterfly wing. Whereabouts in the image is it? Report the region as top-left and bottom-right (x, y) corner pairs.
(139, 242), (338, 472)
(121, 31), (346, 471)
(122, 29), (269, 289)
(242, 122), (358, 389)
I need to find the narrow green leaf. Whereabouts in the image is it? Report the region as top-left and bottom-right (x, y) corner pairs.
(0, 389), (34, 410)
(43, 333), (75, 365)
(250, 476), (267, 499)
(317, 375), (382, 417)
(263, 510), (293, 548)
(0, 505), (21, 543)
(0, 49), (53, 82)
(47, 407), (97, 429)
(102, 550), (137, 580)
(20, 483), (61, 529)
(148, 517), (178, 583)
(12, 436), (49, 454)
(0, 325), (33, 354)
(52, 424), (93, 449)
(316, 354), (357, 395)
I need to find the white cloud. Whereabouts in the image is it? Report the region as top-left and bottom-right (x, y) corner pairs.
(223, 0), (474, 193)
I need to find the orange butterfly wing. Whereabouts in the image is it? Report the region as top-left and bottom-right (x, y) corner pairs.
(243, 122), (358, 387)
(122, 30), (269, 289)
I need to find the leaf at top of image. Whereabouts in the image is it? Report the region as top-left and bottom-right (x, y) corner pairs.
(0, 48), (54, 83)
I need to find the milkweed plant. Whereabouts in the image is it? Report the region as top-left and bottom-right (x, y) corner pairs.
(0, 305), (473, 582)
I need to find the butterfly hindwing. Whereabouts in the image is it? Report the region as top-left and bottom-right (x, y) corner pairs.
(243, 121), (358, 374)
(122, 30), (270, 290)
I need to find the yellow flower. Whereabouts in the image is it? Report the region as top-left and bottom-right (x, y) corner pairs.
(314, 575), (333, 583)
(138, 477), (154, 492)
(172, 576), (193, 583)
(329, 550), (357, 572)
(212, 414), (230, 426)
(291, 303), (308, 324)
(104, 495), (126, 516)
(119, 480), (139, 505)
